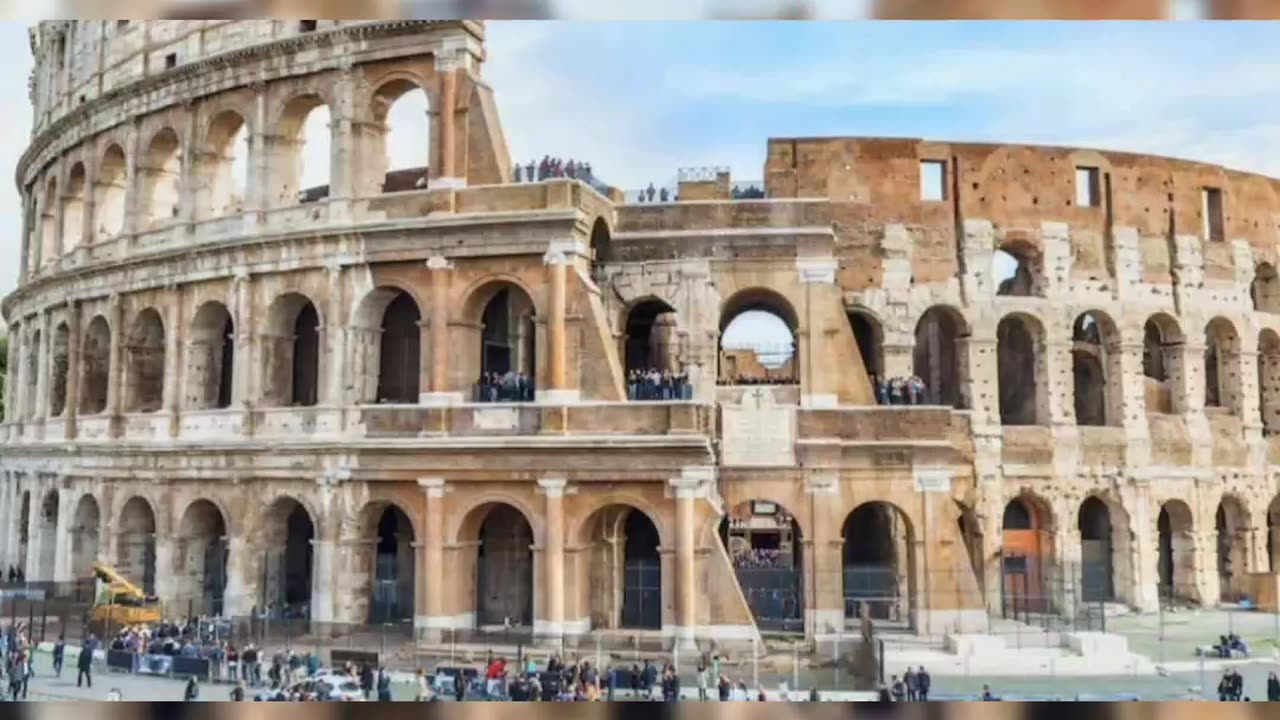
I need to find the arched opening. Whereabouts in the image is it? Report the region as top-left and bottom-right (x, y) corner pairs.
(623, 299), (682, 399)
(274, 95), (331, 206)
(1268, 495), (1280, 573)
(368, 505), (415, 623)
(1143, 314), (1184, 414)
(997, 314), (1045, 425)
(260, 498), (314, 616)
(1260, 330), (1280, 435)
(176, 500), (228, 616)
(262, 294), (320, 408)
(186, 302), (235, 410)
(1215, 496), (1249, 603)
(955, 501), (984, 594)
(49, 323), (69, 417)
(1204, 317), (1241, 415)
(1157, 500), (1196, 605)
(62, 163), (86, 252)
(196, 110), (249, 220)
(39, 177), (58, 265)
(371, 79), (430, 193)
(376, 292), (421, 403)
(474, 504), (534, 627)
(16, 492), (31, 576)
(95, 144), (127, 241)
(1253, 262), (1280, 314)
(719, 289), (798, 385)
(1077, 497), (1114, 602)
(70, 495), (100, 582)
(843, 502), (914, 626)
(590, 217), (613, 264)
(847, 309), (883, 381)
(33, 491), (59, 582)
(578, 505), (663, 631)
(141, 128), (182, 228)
(24, 331), (40, 420)
(80, 315), (111, 414)
(117, 497), (157, 595)
(1000, 495), (1055, 618)
(993, 246), (1039, 296)
(124, 308), (166, 413)
(913, 306), (970, 409)
(721, 500), (803, 633)
(1072, 311), (1120, 427)
(471, 284), (537, 401)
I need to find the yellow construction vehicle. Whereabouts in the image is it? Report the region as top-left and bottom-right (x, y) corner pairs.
(90, 562), (161, 627)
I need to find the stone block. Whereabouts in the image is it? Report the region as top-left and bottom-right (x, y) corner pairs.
(944, 633), (1006, 657)
(1062, 632), (1128, 656)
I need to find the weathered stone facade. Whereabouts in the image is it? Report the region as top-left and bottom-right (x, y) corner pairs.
(3, 20), (1279, 649)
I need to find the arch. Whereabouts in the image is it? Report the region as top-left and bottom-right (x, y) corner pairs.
(196, 110), (249, 220)
(590, 217), (613, 264)
(140, 127), (182, 228)
(1259, 329), (1280, 435)
(721, 499), (804, 633)
(997, 313), (1046, 425)
(1204, 317), (1241, 414)
(32, 490), (59, 582)
(349, 288), (422, 404)
(79, 315), (111, 414)
(259, 496), (315, 614)
(370, 78), (430, 194)
(124, 308), (166, 413)
(719, 288), (799, 385)
(574, 503), (664, 631)
(117, 496), (157, 595)
(176, 499), (228, 615)
(262, 293), (321, 407)
(993, 245), (1040, 297)
(1267, 494), (1280, 573)
(1000, 493), (1056, 617)
(62, 162), (86, 252)
(95, 144), (127, 240)
(1143, 313), (1185, 414)
(1253, 262), (1280, 314)
(1077, 497), (1114, 601)
(464, 503), (535, 627)
(1072, 311), (1121, 427)
(70, 494), (101, 582)
(186, 301), (235, 410)
(842, 501), (916, 626)
(465, 282), (537, 399)
(1157, 499), (1196, 605)
(39, 176), (58, 265)
(913, 305), (970, 409)
(17, 491), (30, 576)
(1215, 495), (1249, 603)
(847, 308), (884, 379)
(272, 94), (331, 206)
(357, 502), (416, 623)
(49, 322), (69, 417)
(623, 298), (678, 376)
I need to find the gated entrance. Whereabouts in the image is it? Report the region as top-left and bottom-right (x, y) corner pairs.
(737, 566), (803, 633)
(721, 500), (804, 634)
(622, 559), (661, 629)
(202, 539), (228, 615)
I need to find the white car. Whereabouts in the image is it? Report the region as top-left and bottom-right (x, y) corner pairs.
(321, 679), (366, 702)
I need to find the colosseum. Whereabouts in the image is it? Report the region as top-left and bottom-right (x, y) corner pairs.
(3, 19), (1280, 654)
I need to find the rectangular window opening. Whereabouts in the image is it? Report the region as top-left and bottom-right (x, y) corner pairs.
(1203, 187), (1224, 242)
(1076, 166), (1100, 207)
(920, 160), (946, 202)
(299, 20), (318, 32)
(165, 53), (177, 69)
(116, 20), (130, 30)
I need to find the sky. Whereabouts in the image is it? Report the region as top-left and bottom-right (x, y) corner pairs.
(1, 20), (1278, 309)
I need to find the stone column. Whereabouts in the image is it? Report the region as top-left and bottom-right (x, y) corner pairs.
(162, 291), (182, 437)
(246, 81), (269, 225)
(222, 535), (256, 617)
(323, 264), (347, 407)
(669, 472), (703, 650)
(542, 246), (577, 403)
(417, 478), (446, 639)
(35, 309), (51, 421)
(310, 538), (336, 626)
(538, 478), (567, 639)
(153, 532), (178, 606)
(796, 256), (840, 408)
(25, 480), (44, 580)
(106, 294), (125, 425)
(11, 322), (27, 429)
(52, 484), (74, 584)
(435, 55), (463, 187)
(64, 300), (81, 439)
(424, 257), (455, 404)
(805, 473), (844, 636)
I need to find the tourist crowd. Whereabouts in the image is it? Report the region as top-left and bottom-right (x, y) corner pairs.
(633, 184), (675, 203)
(721, 375), (798, 386)
(475, 372), (536, 402)
(730, 185), (765, 200)
(877, 667), (933, 702)
(512, 157), (597, 184)
(626, 368), (693, 401)
(870, 375), (930, 406)
(4, 566), (26, 583)
(729, 548), (792, 569)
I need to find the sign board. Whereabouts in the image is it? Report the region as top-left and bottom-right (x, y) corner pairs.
(914, 469), (952, 494)
(472, 407), (518, 431)
(721, 388), (796, 467)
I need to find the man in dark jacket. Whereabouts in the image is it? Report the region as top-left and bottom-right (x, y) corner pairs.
(52, 636), (65, 678)
(77, 634), (96, 688)
(917, 666), (931, 701)
(359, 663), (375, 700)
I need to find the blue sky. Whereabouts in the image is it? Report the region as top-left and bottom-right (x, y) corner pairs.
(1, 20), (1278, 298)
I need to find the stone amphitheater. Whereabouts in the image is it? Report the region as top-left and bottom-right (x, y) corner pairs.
(3, 19), (1279, 652)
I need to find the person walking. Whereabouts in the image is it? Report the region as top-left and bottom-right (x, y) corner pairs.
(76, 635), (96, 688)
(183, 676), (200, 701)
(376, 666), (392, 702)
(917, 666), (931, 701)
(1268, 671), (1280, 701)
(904, 667), (917, 701)
(890, 674), (905, 701)
(51, 635), (64, 678)
(696, 662), (708, 701)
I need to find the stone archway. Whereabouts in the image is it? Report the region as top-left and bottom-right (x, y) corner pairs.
(259, 497), (315, 616)
(1000, 494), (1055, 617)
(70, 494), (101, 583)
(720, 499), (804, 633)
(842, 501), (915, 627)
(176, 500), (228, 616)
(364, 504), (416, 623)
(1216, 496), (1249, 603)
(1078, 497), (1114, 602)
(1157, 499), (1196, 606)
(117, 496), (157, 595)
(579, 504), (663, 631)
(472, 503), (534, 627)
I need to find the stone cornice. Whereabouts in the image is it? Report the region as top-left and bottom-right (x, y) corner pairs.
(18, 20), (483, 186)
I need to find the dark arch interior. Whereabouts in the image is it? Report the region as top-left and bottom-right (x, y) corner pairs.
(80, 318), (111, 414)
(291, 302), (320, 406)
(621, 510), (661, 629)
(625, 299), (677, 374)
(1072, 313), (1108, 426)
(997, 317), (1038, 425)
(476, 504), (533, 626)
(180, 501), (229, 615)
(848, 311), (883, 378)
(721, 501), (804, 632)
(217, 316), (234, 408)
(590, 218), (612, 264)
(126, 311), (166, 413)
(1002, 499), (1033, 530)
(913, 307), (966, 408)
(282, 504), (314, 611)
(1077, 497), (1114, 601)
(842, 503), (901, 621)
(376, 292), (421, 403)
(371, 505), (415, 622)
(118, 498), (157, 595)
(50, 324), (69, 417)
